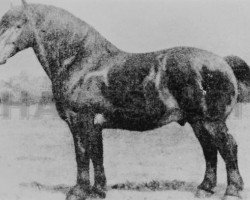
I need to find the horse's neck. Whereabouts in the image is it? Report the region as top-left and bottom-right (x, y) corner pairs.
(31, 5), (120, 81)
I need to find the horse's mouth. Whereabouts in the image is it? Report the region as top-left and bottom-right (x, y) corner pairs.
(0, 44), (16, 65)
(0, 55), (8, 65)
(0, 60), (7, 65)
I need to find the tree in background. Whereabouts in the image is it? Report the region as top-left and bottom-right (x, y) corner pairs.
(0, 71), (53, 105)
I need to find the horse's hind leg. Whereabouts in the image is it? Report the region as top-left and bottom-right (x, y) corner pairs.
(204, 121), (244, 199)
(190, 121), (218, 196)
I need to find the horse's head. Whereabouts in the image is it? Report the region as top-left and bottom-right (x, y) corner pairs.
(0, 0), (34, 65)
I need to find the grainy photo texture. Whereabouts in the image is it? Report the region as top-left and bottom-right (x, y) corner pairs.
(0, 0), (249, 200)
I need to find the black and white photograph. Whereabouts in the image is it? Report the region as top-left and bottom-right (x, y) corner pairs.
(0, 0), (249, 199)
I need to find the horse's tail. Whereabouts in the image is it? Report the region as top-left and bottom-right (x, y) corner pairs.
(224, 55), (250, 103)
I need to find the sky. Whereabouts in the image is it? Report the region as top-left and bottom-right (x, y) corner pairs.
(0, 0), (250, 80)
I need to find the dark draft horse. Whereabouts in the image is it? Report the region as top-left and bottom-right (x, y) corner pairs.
(0, 1), (249, 199)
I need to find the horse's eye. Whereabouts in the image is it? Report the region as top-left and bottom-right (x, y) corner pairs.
(17, 25), (22, 29)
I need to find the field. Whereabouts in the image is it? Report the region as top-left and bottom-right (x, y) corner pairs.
(0, 104), (249, 200)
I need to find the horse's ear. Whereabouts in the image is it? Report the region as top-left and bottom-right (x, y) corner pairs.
(21, 0), (29, 9)
(21, 0), (30, 21)
(10, 2), (14, 9)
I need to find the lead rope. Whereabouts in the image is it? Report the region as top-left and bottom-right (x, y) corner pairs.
(24, 6), (52, 79)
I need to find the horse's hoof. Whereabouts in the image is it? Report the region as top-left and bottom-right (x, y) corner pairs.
(66, 185), (91, 200)
(195, 189), (214, 198)
(91, 185), (106, 199)
(224, 185), (243, 200)
(222, 195), (242, 200)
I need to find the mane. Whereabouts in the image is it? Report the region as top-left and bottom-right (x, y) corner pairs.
(8, 3), (118, 54)
(28, 4), (93, 39)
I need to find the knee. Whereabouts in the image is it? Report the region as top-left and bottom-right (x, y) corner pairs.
(228, 134), (237, 146)
(215, 133), (237, 149)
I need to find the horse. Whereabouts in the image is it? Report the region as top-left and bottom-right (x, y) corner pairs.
(0, 1), (247, 199)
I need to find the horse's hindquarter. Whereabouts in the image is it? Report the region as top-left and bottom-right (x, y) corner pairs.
(159, 47), (238, 122)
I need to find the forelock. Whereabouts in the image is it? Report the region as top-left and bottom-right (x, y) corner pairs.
(0, 6), (26, 26)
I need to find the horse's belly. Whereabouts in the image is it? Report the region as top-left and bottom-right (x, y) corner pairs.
(103, 109), (164, 131)
(101, 88), (184, 131)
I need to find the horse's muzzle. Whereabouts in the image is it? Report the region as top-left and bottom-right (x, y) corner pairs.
(0, 60), (6, 65)
(0, 43), (16, 65)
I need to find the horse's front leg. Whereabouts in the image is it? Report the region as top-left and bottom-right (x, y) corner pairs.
(66, 112), (106, 200)
(89, 122), (107, 198)
(66, 115), (91, 200)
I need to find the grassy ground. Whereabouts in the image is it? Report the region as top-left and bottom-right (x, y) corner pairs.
(0, 104), (249, 200)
